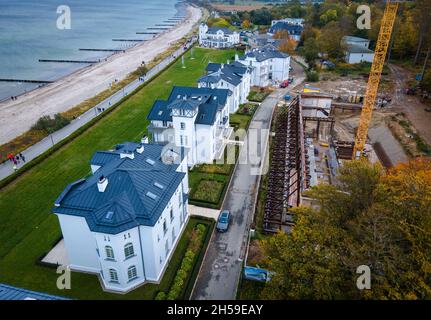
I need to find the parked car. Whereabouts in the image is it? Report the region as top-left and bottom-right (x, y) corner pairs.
(216, 210), (231, 232)
(284, 94), (292, 101)
(289, 66), (294, 72)
(288, 77), (294, 84)
(280, 80), (289, 88)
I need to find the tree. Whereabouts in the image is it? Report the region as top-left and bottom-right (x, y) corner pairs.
(300, 37), (319, 68)
(241, 19), (251, 29)
(279, 37), (297, 55)
(413, 0), (431, 65)
(259, 159), (431, 300)
(318, 21), (347, 60)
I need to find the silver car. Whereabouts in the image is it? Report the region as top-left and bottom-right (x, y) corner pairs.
(216, 210), (231, 232)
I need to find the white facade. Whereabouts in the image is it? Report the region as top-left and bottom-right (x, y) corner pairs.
(343, 36), (375, 64)
(148, 89), (233, 167)
(198, 63), (252, 113)
(54, 144), (190, 293)
(271, 18), (304, 27)
(237, 46), (290, 87)
(199, 24), (240, 48)
(300, 92), (333, 118)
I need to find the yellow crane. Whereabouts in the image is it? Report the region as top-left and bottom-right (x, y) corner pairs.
(353, 1), (400, 159)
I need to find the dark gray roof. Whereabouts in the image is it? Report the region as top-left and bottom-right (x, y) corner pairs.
(0, 284), (69, 300)
(346, 44), (374, 54)
(240, 45), (289, 62)
(147, 86), (229, 125)
(53, 142), (186, 234)
(200, 62), (250, 87)
(343, 35), (369, 43)
(269, 22), (303, 35)
(207, 27), (235, 35)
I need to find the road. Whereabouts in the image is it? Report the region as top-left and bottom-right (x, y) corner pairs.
(0, 39), (196, 181)
(191, 60), (305, 300)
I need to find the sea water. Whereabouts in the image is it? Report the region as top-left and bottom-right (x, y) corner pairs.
(0, 0), (184, 101)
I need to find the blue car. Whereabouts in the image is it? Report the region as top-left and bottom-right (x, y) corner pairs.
(217, 210), (231, 232)
(284, 94), (292, 101)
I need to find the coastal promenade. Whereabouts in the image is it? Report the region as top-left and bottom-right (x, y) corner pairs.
(0, 38), (196, 181)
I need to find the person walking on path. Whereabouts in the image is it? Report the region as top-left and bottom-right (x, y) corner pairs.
(19, 153), (25, 163)
(13, 164), (17, 172)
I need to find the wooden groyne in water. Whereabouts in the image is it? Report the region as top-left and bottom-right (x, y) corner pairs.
(79, 48), (124, 52)
(136, 32), (158, 35)
(39, 59), (99, 64)
(0, 79), (53, 84)
(112, 39), (145, 42)
(147, 27), (170, 30)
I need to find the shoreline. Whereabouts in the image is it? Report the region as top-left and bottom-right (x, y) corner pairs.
(0, 4), (202, 145)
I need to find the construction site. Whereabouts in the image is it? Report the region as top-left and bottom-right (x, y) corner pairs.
(260, 1), (431, 234)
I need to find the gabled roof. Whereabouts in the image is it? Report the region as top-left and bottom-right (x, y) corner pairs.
(343, 35), (370, 43)
(147, 86), (229, 126)
(0, 284), (69, 300)
(207, 27), (236, 35)
(53, 142), (186, 234)
(147, 100), (170, 122)
(269, 22), (303, 35)
(200, 62), (251, 87)
(346, 44), (374, 54)
(240, 44), (289, 62)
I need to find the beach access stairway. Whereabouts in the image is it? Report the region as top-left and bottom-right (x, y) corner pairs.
(0, 38), (197, 182)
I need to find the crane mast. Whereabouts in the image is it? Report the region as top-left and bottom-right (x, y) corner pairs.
(353, 1), (399, 159)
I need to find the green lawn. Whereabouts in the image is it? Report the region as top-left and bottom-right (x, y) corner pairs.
(0, 48), (236, 299)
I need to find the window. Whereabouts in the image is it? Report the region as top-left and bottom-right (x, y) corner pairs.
(180, 122), (186, 130)
(184, 136), (188, 146)
(163, 220), (168, 235)
(124, 243), (135, 259)
(105, 246), (115, 260)
(165, 240), (169, 258)
(180, 135), (184, 146)
(127, 266), (138, 281)
(170, 208), (174, 222)
(109, 269), (118, 283)
(172, 227), (176, 245)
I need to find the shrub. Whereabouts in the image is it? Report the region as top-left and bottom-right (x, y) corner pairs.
(31, 113), (70, 134)
(155, 291), (166, 300)
(306, 70), (320, 82)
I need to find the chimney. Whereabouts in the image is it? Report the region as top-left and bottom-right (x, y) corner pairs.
(98, 176), (108, 193)
(141, 135), (149, 144)
(137, 144), (145, 154)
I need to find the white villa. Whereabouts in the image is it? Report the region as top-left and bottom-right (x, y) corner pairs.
(236, 45), (291, 87)
(147, 86), (233, 167)
(342, 36), (375, 64)
(199, 24), (240, 48)
(53, 142), (189, 293)
(198, 61), (252, 113)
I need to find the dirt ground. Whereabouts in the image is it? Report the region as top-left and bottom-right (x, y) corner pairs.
(296, 64), (431, 161)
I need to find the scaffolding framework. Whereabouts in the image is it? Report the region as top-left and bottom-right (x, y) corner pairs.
(263, 97), (305, 233)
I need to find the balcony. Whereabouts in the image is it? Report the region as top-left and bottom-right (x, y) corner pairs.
(147, 123), (173, 133)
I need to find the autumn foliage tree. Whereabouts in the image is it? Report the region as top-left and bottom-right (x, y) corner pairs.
(260, 159), (431, 300)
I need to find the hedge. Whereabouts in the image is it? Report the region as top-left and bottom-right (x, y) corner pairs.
(158, 222), (212, 300)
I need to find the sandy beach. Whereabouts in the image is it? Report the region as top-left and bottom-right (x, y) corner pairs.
(0, 5), (202, 145)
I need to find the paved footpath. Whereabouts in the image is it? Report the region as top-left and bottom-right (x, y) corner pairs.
(191, 61), (305, 300)
(0, 39), (196, 181)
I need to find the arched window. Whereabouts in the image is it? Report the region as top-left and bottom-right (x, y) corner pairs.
(127, 265), (138, 281)
(105, 246), (114, 260)
(109, 269), (118, 283)
(124, 243), (134, 259)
